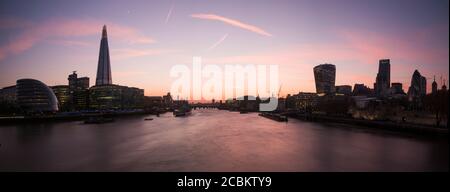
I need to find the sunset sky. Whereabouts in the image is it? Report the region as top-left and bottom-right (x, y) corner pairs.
(0, 0), (448, 97)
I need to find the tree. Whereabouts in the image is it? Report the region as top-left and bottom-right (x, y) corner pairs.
(424, 90), (449, 127)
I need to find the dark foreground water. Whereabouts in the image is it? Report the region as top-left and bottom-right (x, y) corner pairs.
(0, 109), (448, 171)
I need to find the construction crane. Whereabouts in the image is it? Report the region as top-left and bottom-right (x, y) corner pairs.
(277, 84), (282, 98)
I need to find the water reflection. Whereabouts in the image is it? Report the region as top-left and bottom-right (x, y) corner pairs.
(0, 109), (448, 171)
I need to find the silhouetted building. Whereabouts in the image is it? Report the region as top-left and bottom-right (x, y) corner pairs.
(286, 92), (318, 111)
(0, 85), (17, 104)
(407, 70), (427, 102)
(0, 85), (19, 114)
(276, 97), (286, 112)
(313, 64), (336, 95)
(352, 84), (373, 96)
(421, 76), (427, 96)
(316, 94), (350, 115)
(374, 59), (390, 97)
(237, 95), (260, 112)
(432, 76), (438, 94)
(163, 92), (173, 107)
(51, 85), (70, 111)
(390, 83), (405, 95)
(144, 96), (163, 107)
(16, 79), (58, 113)
(96, 25), (112, 85)
(336, 85), (352, 95)
(67, 71), (90, 111)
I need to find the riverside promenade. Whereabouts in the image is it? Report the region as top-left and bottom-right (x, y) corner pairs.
(290, 113), (448, 135)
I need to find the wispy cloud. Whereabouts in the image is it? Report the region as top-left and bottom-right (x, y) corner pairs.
(0, 18), (155, 61)
(208, 33), (228, 51)
(204, 25), (449, 94)
(165, 2), (174, 24)
(191, 14), (272, 37)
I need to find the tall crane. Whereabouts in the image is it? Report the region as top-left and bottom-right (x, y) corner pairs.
(277, 84), (282, 98)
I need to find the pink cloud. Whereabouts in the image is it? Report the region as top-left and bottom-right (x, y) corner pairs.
(338, 26), (449, 93)
(338, 29), (447, 65)
(203, 24), (448, 94)
(191, 14), (272, 37)
(0, 18), (155, 61)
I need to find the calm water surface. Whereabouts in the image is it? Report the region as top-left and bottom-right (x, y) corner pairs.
(0, 109), (448, 171)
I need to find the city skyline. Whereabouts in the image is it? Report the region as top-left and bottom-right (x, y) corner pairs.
(0, 0), (449, 96)
(0, 0), (448, 174)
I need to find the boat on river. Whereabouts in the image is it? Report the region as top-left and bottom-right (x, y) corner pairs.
(259, 112), (288, 122)
(173, 103), (192, 117)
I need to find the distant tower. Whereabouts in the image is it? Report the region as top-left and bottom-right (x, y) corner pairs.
(432, 76), (438, 94)
(68, 71), (78, 91)
(442, 79), (447, 91)
(420, 76), (427, 95)
(374, 59), (390, 96)
(95, 25), (112, 85)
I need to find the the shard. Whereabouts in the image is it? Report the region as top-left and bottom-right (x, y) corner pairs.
(95, 25), (112, 85)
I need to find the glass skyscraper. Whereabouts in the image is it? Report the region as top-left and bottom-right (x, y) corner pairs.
(313, 64), (336, 95)
(374, 59), (391, 96)
(96, 25), (112, 85)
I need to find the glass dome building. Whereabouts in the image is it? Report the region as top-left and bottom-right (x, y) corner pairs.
(16, 79), (59, 113)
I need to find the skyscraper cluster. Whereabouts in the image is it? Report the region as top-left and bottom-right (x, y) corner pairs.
(312, 59), (437, 102)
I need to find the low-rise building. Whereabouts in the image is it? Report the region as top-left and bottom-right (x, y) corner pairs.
(336, 85), (352, 95)
(286, 92), (318, 111)
(89, 84), (144, 110)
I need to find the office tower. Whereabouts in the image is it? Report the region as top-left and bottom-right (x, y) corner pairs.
(313, 64), (336, 95)
(407, 70), (427, 100)
(67, 71), (90, 111)
(96, 25), (112, 85)
(374, 59), (390, 96)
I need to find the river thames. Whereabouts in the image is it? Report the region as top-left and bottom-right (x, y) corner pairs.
(0, 109), (448, 171)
